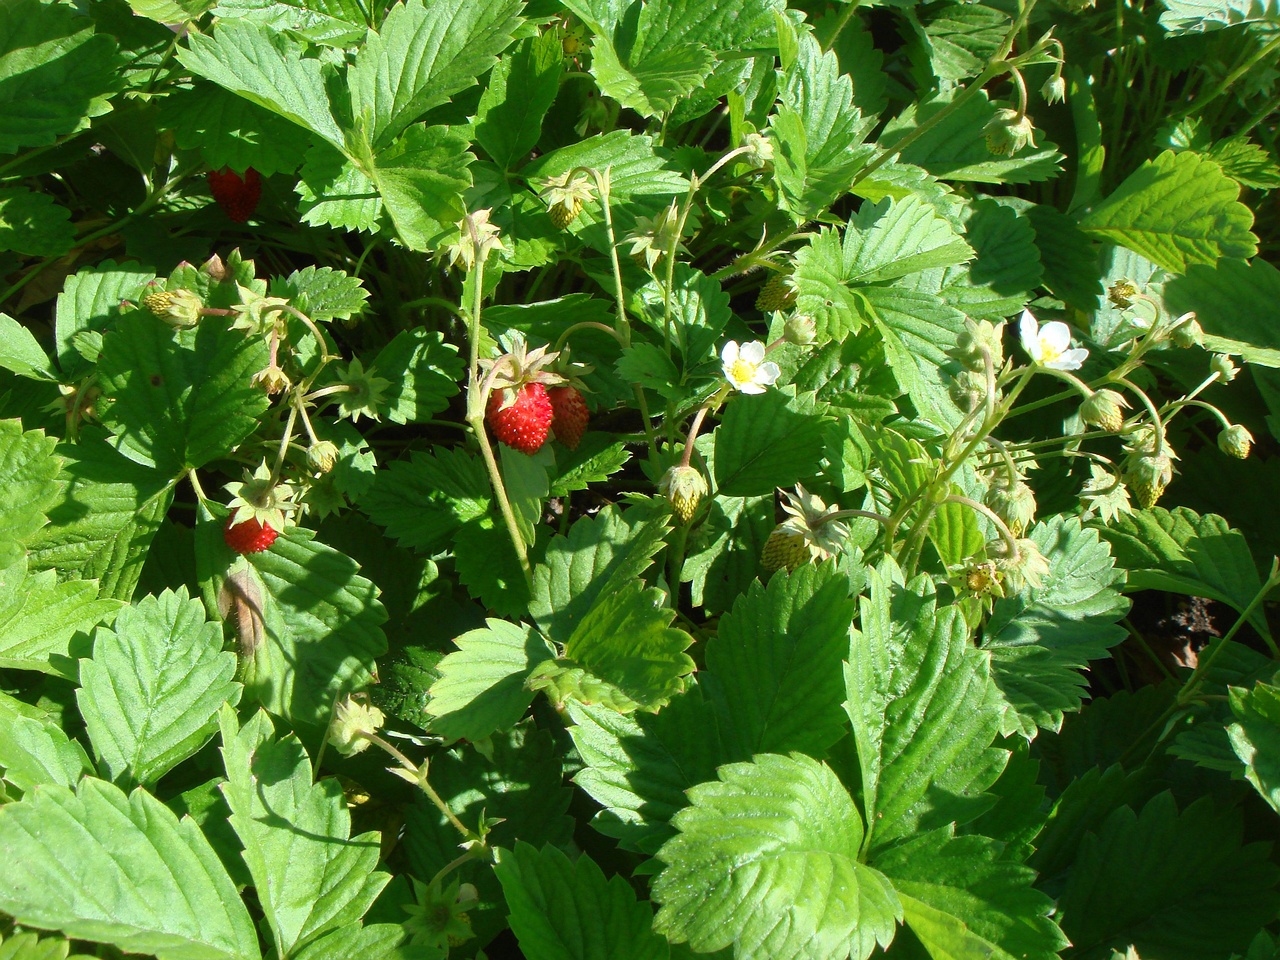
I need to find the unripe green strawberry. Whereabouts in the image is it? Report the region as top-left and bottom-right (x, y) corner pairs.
(1124, 454), (1173, 509)
(659, 465), (707, 523)
(756, 269), (797, 312)
(1080, 389), (1128, 432)
(985, 478), (1037, 537)
(548, 385), (588, 450)
(487, 382), (553, 454)
(143, 288), (204, 328)
(761, 527), (808, 573)
(1218, 424), (1253, 460)
(549, 196), (583, 229)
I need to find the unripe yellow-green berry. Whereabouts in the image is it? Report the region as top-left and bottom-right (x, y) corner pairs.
(984, 108), (1035, 156)
(1218, 424), (1253, 460)
(761, 527), (808, 573)
(549, 196), (583, 229)
(144, 288), (204, 328)
(1124, 453), (1174, 509)
(1211, 354), (1239, 383)
(782, 313), (817, 346)
(1080, 389), (1128, 432)
(1171, 315), (1204, 348)
(951, 318), (1005, 372)
(326, 695), (386, 757)
(756, 269), (798, 312)
(949, 369), (988, 415)
(307, 440), (340, 474)
(985, 478), (1037, 536)
(659, 465), (708, 524)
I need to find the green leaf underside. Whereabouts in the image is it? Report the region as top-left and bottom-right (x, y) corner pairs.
(653, 753), (901, 960)
(77, 588), (240, 788)
(0, 778), (260, 960)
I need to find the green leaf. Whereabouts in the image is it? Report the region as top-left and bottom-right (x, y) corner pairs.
(371, 123), (474, 252)
(1058, 793), (1280, 959)
(0, 930), (95, 960)
(554, 580), (695, 712)
(427, 619), (554, 742)
(347, 0), (523, 151)
(453, 515), (530, 617)
(1099, 507), (1270, 639)
(296, 144), (384, 233)
(0, 691), (93, 792)
(178, 20), (344, 148)
(865, 285), (967, 428)
(1159, 0), (1280, 34)
(370, 328), (463, 424)
(0, 777), (261, 960)
(0, 418), (60, 562)
(496, 843), (670, 960)
(271, 266), (369, 321)
(476, 33), (563, 169)
(1080, 150), (1256, 273)
(219, 707), (389, 959)
(550, 438), (632, 496)
(501, 444), (552, 547)
(1165, 257), (1280, 357)
(845, 561), (1007, 853)
(713, 388), (828, 497)
(54, 261), (155, 378)
(681, 493), (774, 615)
(361, 447), (490, 552)
(235, 526), (387, 737)
(984, 518), (1130, 738)
(96, 313), (270, 473)
(288, 924), (416, 960)
(167, 81), (312, 177)
(208, 0), (371, 46)
(873, 827), (1067, 960)
(0, 187), (74, 257)
(1229, 680), (1280, 812)
(1026, 204), (1103, 311)
(704, 563), (855, 758)
(76, 589), (240, 789)
(567, 686), (725, 853)
(0, 0), (122, 155)
(928, 198), (1044, 319)
(922, 4), (1008, 81)
(0, 556), (122, 677)
(0, 313), (55, 380)
(635, 264), (731, 366)
(1205, 137), (1280, 189)
(127, 0), (214, 24)
(653, 753), (901, 960)
(590, 32), (715, 119)
(24, 438), (173, 601)
(529, 504), (669, 645)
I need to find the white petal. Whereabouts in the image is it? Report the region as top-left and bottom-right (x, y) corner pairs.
(739, 340), (767, 364)
(755, 361), (781, 386)
(721, 341), (741, 366)
(738, 380), (767, 395)
(1039, 321), (1072, 354)
(1018, 310), (1041, 359)
(1049, 348), (1089, 371)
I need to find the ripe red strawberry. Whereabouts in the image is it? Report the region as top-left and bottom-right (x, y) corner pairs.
(487, 383), (553, 454)
(207, 167), (262, 223)
(224, 516), (278, 554)
(548, 385), (588, 450)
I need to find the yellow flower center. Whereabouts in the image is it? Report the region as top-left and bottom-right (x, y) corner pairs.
(1039, 338), (1061, 364)
(729, 359), (756, 384)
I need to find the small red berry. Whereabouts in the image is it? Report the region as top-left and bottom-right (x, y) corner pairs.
(548, 385), (588, 450)
(207, 167), (262, 223)
(486, 383), (553, 455)
(223, 516), (278, 554)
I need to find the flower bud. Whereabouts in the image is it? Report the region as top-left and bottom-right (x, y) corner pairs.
(948, 369), (988, 415)
(327, 695), (386, 757)
(951, 318), (1006, 372)
(1123, 453), (1174, 509)
(1211, 354), (1239, 383)
(1080, 389), (1129, 432)
(1107, 280), (1138, 309)
(143, 288), (204, 328)
(742, 131), (774, 168)
(1041, 74), (1066, 104)
(1218, 423), (1253, 460)
(782, 313), (817, 346)
(985, 477), (1037, 536)
(984, 108), (1035, 156)
(659, 465), (708, 523)
(1170, 313), (1203, 348)
(252, 363), (291, 396)
(307, 440), (340, 474)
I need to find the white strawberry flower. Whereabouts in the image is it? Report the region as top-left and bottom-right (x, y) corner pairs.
(721, 340), (781, 394)
(1019, 310), (1088, 371)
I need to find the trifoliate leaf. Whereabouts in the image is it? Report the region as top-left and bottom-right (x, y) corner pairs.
(96, 312), (270, 474)
(76, 588), (240, 789)
(208, 0), (370, 46)
(475, 33), (563, 170)
(165, 81), (311, 176)
(0, 691), (92, 792)
(362, 447), (490, 553)
(1058, 793), (1280, 960)
(0, 418), (60, 562)
(529, 504), (669, 645)
(1228, 680), (1280, 813)
(653, 753), (902, 960)
(873, 827), (1068, 960)
(218, 707), (389, 959)
(496, 843), (669, 960)
(681, 493), (774, 615)
(0, 0), (122, 155)
(270, 265), (369, 322)
(1159, 0), (1280, 34)
(25, 438), (173, 601)
(0, 313), (55, 381)
(0, 187), (73, 257)
(1080, 150), (1256, 273)
(428, 619), (554, 742)
(1099, 507), (1270, 640)
(568, 686), (725, 853)
(845, 560), (1007, 853)
(0, 556), (122, 677)
(0, 777), (261, 960)
(713, 387), (829, 497)
(371, 123), (474, 252)
(347, 0), (523, 151)
(984, 517), (1131, 738)
(370, 328), (464, 424)
(54, 260), (155, 378)
(705, 563), (854, 759)
(178, 20), (345, 148)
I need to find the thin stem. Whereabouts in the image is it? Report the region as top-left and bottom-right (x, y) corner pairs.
(1114, 377), (1165, 455)
(359, 733), (475, 841)
(187, 468), (210, 504)
(553, 320), (626, 353)
(271, 403), (299, 485)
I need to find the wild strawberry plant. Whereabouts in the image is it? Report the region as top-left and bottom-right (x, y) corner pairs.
(1, 1), (1280, 959)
